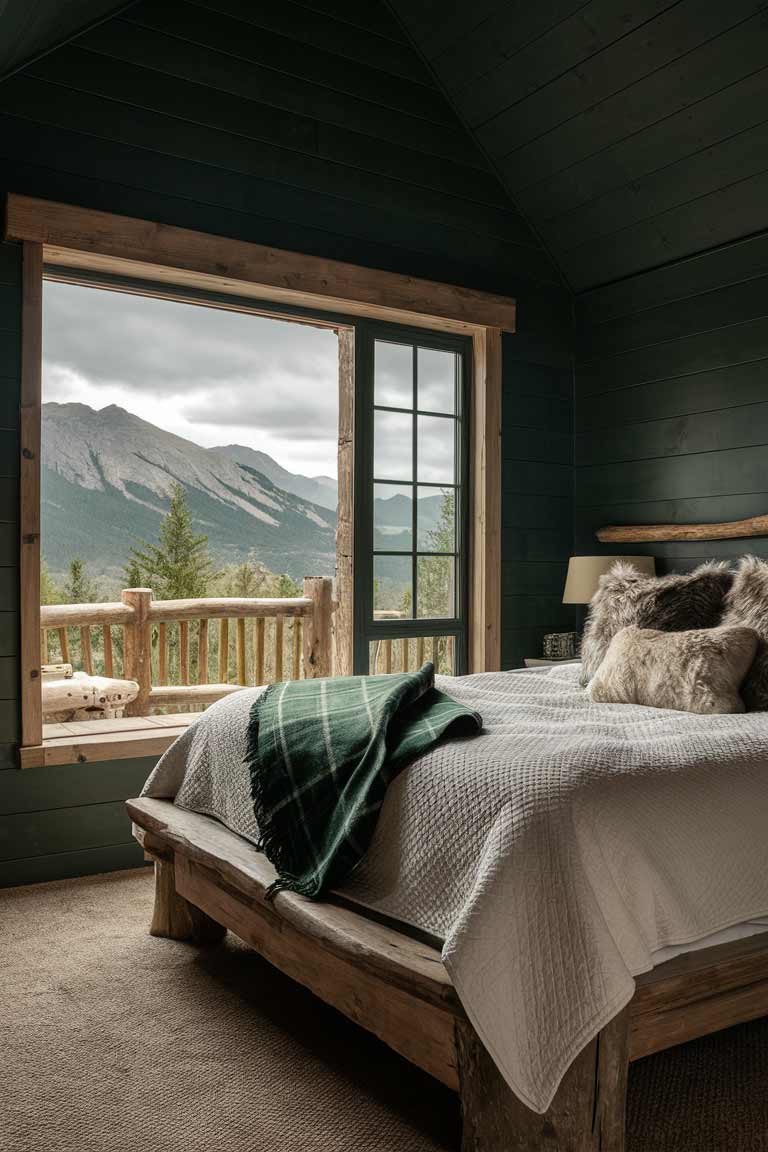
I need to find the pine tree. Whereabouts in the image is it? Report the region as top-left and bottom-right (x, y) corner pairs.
(128, 484), (215, 599)
(417, 490), (455, 620)
(223, 561), (260, 597)
(124, 557), (144, 589)
(40, 556), (63, 605)
(64, 557), (98, 603)
(275, 572), (301, 598)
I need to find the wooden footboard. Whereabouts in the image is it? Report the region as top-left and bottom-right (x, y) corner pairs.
(127, 797), (768, 1152)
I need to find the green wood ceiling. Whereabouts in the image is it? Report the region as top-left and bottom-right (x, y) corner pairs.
(0, 1), (128, 81)
(8, 1), (768, 294)
(388, 0), (768, 293)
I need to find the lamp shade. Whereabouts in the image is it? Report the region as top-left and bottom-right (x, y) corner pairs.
(562, 555), (656, 604)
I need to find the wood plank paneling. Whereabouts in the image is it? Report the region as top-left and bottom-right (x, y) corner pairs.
(428, 1), (588, 92)
(575, 234), (768, 570)
(578, 314), (768, 396)
(0, 0), (125, 82)
(0, 800), (134, 861)
(477, 0), (757, 150)
(546, 120), (768, 255)
(391, 0), (768, 292)
(24, 51), (510, 213)
(0, 757), (156, 806)
(500, 328), (574, 667)
(0, 842), (147, 887)
(460, 0), (680, 128)
(189, 0), (425, 81)
(126, 0), (451, 123)
(577, 403), (768, 467)
(513, 20), (768, 210)
(78, 19), (481, 165)
(562, 170), (768, 290)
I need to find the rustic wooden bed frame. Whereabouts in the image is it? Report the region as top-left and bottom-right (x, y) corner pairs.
(128, 797), (768, 1152)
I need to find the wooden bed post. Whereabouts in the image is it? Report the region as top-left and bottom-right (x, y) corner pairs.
(456, 1008), (629, 1152)
(150, 855), (227, 945)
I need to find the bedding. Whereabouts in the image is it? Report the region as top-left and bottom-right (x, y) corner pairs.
(721, 555), (768, 710)
(579, 560), (733, 684)
(247, 664), (481, 897)
(588, 623), (758, 714)
(142, 664), (768, 1114)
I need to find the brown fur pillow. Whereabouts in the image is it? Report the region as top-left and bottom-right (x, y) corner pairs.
(720, 555), (768, 710)
(580, 560), (733, 685)
(589, 625), (758, 714)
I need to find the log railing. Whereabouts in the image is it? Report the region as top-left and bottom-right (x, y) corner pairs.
(40, 577), (334, 717)
(369, 634), (456, 676)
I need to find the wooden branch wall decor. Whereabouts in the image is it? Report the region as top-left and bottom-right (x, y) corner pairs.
(597, 514), (768, 544)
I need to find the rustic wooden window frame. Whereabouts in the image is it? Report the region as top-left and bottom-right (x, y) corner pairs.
(6, 193), (513, 767)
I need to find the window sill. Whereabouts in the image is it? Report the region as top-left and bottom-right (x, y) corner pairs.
(19, 713), (196, 768)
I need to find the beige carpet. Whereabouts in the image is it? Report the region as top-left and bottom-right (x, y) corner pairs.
(0, 870), (766, 1152)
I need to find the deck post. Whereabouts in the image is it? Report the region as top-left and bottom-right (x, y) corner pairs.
(303, 577), (333, 678)
(122, 587), (152, 716)
(456, 1009), (629, 1152)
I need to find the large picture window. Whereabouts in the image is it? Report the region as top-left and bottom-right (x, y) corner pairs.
(9, 195), (507, 765)
(354, 324), (470, 676)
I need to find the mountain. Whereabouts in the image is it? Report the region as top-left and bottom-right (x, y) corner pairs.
(41, 403), (336, 583)
(212, 444), (338, 510)
(373, 490), (444, 549)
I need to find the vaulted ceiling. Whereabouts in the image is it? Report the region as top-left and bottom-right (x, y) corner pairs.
(388, 0), (768, 293)
(0, 0), (127, 81)
(5, 0), (768, 296)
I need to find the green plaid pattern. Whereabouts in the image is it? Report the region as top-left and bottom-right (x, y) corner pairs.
(246, 662), (482, 899)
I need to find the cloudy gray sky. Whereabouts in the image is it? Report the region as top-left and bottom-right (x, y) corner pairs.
(42, 281), (340, 477)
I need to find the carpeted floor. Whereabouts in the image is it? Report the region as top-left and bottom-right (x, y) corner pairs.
(0, 870), (766, 1152)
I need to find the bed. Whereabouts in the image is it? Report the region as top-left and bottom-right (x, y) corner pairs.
(128, 664), (768, 1151)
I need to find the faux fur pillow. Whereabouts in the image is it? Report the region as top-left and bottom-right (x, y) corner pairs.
(580, 560), (733, 685)
(720, 555), (768, 710)
(589, 624), (758, 714)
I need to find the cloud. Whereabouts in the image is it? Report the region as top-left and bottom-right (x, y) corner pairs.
(181, 384), (337, 440)
(42, 280), (338, 397)
(42, 280), (340, 473)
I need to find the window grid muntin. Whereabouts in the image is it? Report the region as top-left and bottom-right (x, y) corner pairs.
(361, 327), (469, 668)
(373, 336), (462, 622)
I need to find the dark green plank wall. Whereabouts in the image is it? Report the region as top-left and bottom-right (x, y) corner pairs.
(0, 0), (572, 885)
(574, 231), (768, 574)
(502, 326), (575, 668)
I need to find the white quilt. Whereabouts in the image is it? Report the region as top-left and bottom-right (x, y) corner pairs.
(141, 665), (768, 1113)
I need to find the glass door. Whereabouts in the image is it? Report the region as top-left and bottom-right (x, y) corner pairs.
(353, 322), (470, 676)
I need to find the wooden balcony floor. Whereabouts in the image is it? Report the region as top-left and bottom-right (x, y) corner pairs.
(21, 713), (198, 769)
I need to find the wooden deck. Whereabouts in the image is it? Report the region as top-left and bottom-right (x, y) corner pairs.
(20, 713), (196, 768)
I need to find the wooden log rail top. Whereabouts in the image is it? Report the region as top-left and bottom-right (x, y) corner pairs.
(40, 595), (314, 628)
(40, 601), (134, 628)
(146, 596), (313, 621)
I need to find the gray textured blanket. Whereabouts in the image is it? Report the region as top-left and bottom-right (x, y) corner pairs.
(142, 665), (768, 1112)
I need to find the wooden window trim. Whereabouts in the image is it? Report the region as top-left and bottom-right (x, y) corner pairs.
(6, 194), (512, 766)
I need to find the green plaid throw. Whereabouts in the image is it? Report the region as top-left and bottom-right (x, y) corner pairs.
(246, 662), (482, 900)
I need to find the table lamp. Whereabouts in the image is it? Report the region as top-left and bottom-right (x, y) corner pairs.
(563, 555), (656, 605)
